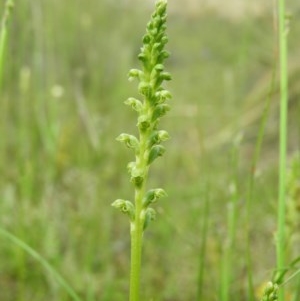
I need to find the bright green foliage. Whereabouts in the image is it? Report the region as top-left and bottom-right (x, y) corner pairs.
(112, 1), (171, 300)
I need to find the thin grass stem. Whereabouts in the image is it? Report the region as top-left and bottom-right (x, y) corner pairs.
(220, 143), (240, 301)
(196, 185), (210, 300)
(277, 0), (289, 300)
(245, 60), (277, 301)
(0, 0), (13, 88)
(244, 5), (278, 297)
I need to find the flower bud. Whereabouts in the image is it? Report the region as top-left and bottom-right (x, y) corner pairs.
(116, 133), (139, 149)
(157, 50), (170, 62)
(138, 82), (152, 97)
(148, 145), (165, 164)
(160, 24), (167, 31)
(264, 282), (275, 295)
(142, 188), (167, 207)
(124, 97), (143, 112)
(128, 69), (143, 81)
(111, 199), (135, 221)
(130, 166), (145, 187)
(150, 28), (158, 36)
(153, 16), (162, 28)
(160, 71), (172, 81)
(154, 64), (164, 72)
(142, 34), (151, 44)
(154, 89), (172, 104)
(148, 130), (170, 147)
(137, 115), (150, 131)
(153, 42), (161, 51)
(143, 208), (156, 230)
(161, 36), (168, 45)
(152, 104), (171, 121)
(158, 130), (170, 141)
(156, 0), (167, 14)
(138, 53), (148, 64)
(131, 175), (144, 187)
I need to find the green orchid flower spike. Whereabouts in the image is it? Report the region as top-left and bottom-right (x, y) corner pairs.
(111, 1), (171, 300)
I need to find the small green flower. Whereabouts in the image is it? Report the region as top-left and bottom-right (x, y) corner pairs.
(143, 208), (157, 230)
(116, 133), (139, 150)
(124, 97), (143, 112)
(142, 188), (167, 207)
(111, 199), (135, 221)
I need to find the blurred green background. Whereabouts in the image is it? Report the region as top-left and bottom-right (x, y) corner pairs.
(0, 0), (300, 300)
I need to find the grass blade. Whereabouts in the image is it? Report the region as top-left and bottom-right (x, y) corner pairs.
(0, 227), (83, 301)
(0, 0), (13, 88)
(277, 0), (289, 299)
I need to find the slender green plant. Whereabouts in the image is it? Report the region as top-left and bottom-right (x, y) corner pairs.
(277, 0), (289, 299)
(0, 227), (82, 301)
(245, 46), (277, 301)
(196, 185), (210, 300)
(220, 138), (240, 301)
(0, 0), (14, 88)
(112, 1), (171, 300)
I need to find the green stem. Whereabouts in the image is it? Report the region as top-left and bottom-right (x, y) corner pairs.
(129, 189), (145, 301)
(129, 130), (149, 301)
(277, 0), (288, 299)
(129, 196), (144, 301)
